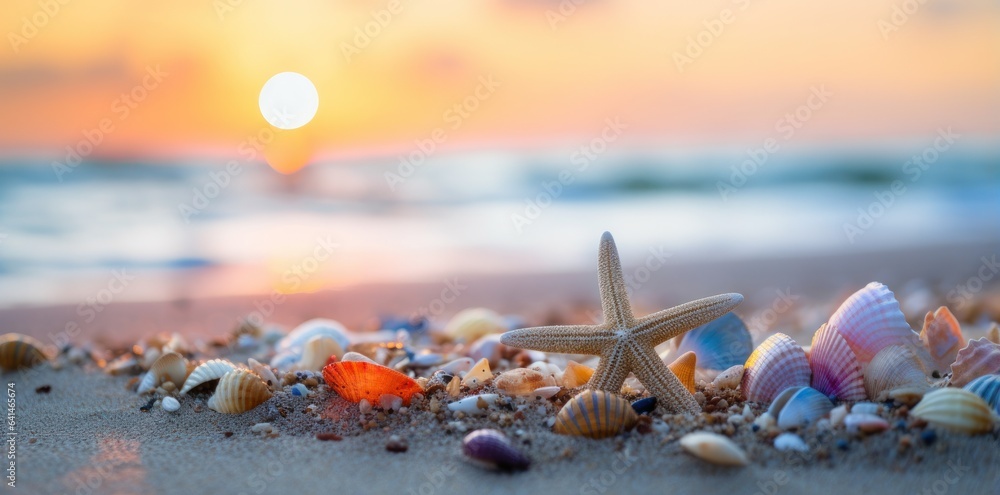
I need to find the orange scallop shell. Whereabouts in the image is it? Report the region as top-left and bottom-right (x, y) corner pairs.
(667, 351), (697, 394)
(322, 361), (424, 405)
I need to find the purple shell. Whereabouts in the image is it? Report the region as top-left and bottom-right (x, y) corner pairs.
(827, 282), (929, 366)
(809, 324), (866, 401)
(462, 429), (530, 471)
(741, 333), (811, 403)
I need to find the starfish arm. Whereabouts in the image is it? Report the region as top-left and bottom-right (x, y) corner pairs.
(499, 325), (612, 355)
(631, 345), (701, 415)
(632, 293), (744, 345)
(597, 232), (635, 327)
(587, 341), (631, 393)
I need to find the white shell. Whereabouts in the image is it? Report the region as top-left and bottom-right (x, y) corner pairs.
(438, 357), (475, 374)
(531, 386), (561, 399)
(826, 282), (931, 367)
(850, 402), (881, 415)
(138, 352), (188, 394)
(180, 359), (236, 395)
(444, 308), (507, 342)
(161, 396), (180, 412)
(679, 432), (748, 466)
(296, 336), (344, 371)
(711, 365), (744, 390)
(341, 352), (378, 364)
(447, 394), (498, 415)
(774, 433), (808, 452)
(248, 358), (279, 391)
(774, 387), (834, 430)
(278, 318), (351, 353)
(863, 345), (929, 405)
(910, 388), (994, 435)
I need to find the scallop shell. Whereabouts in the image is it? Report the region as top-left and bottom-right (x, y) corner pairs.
(461, 358), (493, 390)
(0, 333), (48, 371)
(809, 324), (866, 401)
(711, 365), (744, 390)
(862, 345), (929, 405)
(278, 318), (351, 353)
(910, 388), (993, 434)
(771, 386), (834, 429)
(561, 360), (594, 388)
(322, 361), (423, 405)
(671, 312), (753, 372)
(950, 337), (1000, 388)
(208, 369), (273, 414)
(553, 390), (637, 439)
(462, 429), (530, 471)
(494, 368), (548, 396)
(296, 336), (345, 371)
(666, 351), (697, 394)
(826, 282), (931, 367)
(444, 308), (508, 343)
(180, 359), (236, 395)
(741, 333), (811, 403)
(919, 306), (964, 373)
(963, 374), (1000, 415)
(679, 432), (748, 467)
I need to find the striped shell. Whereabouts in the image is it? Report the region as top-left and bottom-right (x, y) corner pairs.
(322, 361), (423, 405)
(679, 432), (748, 467)
(180, 359), (236, 395)
(950, 337), (1000, 388)
(444, 308), (508, 343)
(208, 369), (273, 414)
(495, 368), (548, 396)
(862, 345), (929, 405)
(809, 324), (866, 401)
(666, 351), (697, 394)
(827, 282), (930, 367)
(771, 386), (834, 429)
(462, 429), (530, 471)
(910, 388), (993, 435)
(919, 306), (964, 373)
(963, 374), (1000, 415)
(741, 333), (811, 403)
(672, 312), (753, 372)
(297, 336), (345, 371)
(0, 333), (48, 371)
(553, 390), (637, 439)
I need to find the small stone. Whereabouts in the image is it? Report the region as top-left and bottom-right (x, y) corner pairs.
(359, 399), (372, 414)
(636, 415), (653, 434)
(835, 439), (849, 451)
(316, 432), (343, 441)
(161, 396), (180, 412)
(223, 431), (234, 438)
(251, 423), (273, 434)
(291, 383), (309, 397)
(161, 381), (177, 393)
(35, 385), (51, 394)
(28, 438), (36, 444)
(386, 435), (408, 453)
(139, 398), (155, 412)
(429, 397), (441, 414)
(898, 435), (912, 452)
(920, 430), (937, 446)
(303, 377), (319, 388)
(774, 433), (808, 452)
(727, 415), (745, 425)
(716, 399), (729, 410)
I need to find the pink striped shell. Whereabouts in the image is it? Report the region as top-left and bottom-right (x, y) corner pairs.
(741, 333), (811, 403)
(809, 324), (866, 401)
(950, 338), (1000, 388)
(826, 282), (930, 367)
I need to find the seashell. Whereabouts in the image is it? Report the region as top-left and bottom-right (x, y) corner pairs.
(561, 360), (594, 388)
(494, 368), (547, 396)
(296, 336), (345, 371)
(180, 359), (236, 395)
(773, 387), (833, 430)
(139, 351), (188, 394)
(448, 394), (498, 415)
(919, 307), (964, 373)
(844, 413), (889, 435)
(161, 396), (180, 412)
(963, 374), (1000, 414)
(0, 333), (48, 371)
(553, 390), (637, 439)
(462, 429), (530, 471)
(461, 358), (493, 390)
(766, 386), (804, 418)
(862, 345), (930, 405)
(910, 388), (993, 434)
(711, 365), (744, 390)
(290, 383), (308, 396)
(444, 308), (508, 343)
(950, 337), (1000, 388)
(679, 432), (748, 466)
(987, 323), (999, 345)
(826, 282), (931, 367)
(631, 397), (657, 415)
(408, 353), (443, 368)
(322, 361), (423, 405)
(774, 433), (808, 452)
(467, 334), (506, 366)
(527, 361), (561, 386)
(438, 357), (475, 375)
(741, 333), (811, 403)
(136, 371), (157, 395)
(671, 312), (753, 372)
(247, 358), (279, 391)
(850, 402), (881, 416)
(666, 351), (697, 394)
(269, 351), (299, 371)
(104, 355), (139, 376)
(531, 386), (561, 399)
(340, 352), (378, 365)
(809, 324), (866, 401)
(208, 369), (273, 414)
(829, 405), (848, 427)
(163, 333), (189, 355)
(278, 318), (351, 354)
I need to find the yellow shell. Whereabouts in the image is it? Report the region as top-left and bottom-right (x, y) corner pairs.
(561, 360), (595, 388)
(0, 333), (48, 371)
(910, 388), (993, 435)
(461, 358), (493, 390)
(667, 351), (697, 394)
(862, 345), (929, 406)
(208, 369), (273, 414)
(553, 390), (637, 439)
(494, 368), (548, 396)
(180, 359), (236, 395)
(443, 308), (507, 343)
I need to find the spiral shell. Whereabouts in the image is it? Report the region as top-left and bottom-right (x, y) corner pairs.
(495, 368), (548, 396)
(180, 359), (236, 395)
(553, 390), (637, 439)
(862, 345), (929, 405)
(809, 324), (866, 401)
(322, 361), (423, 405)
(919, 306), (964, 373)
(741, 333), (811, 403)
(826, 282), (930, 367)
(462, 429), (530, 471)
(208, 369), (273, 414)
(666, 351), (697, 394)
(671, 312), (753, 372)
(950, 337), (1000, 388)
(296, 336), (345, 371)
(910, 388), (993, 435)
(963, 374), (1000, 415)
(0, 333), (48, 371)
(444, 308), (508, 343)
(679, 432), (749, 467)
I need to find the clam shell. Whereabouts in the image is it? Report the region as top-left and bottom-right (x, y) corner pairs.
(862, 345), (929, 405)
(444, 308), (507, 343)
(448, 394), (498, 415)
(278, 318), (351, 354)
(208, 369), (273, 414)
(180, 359), (236, 395)
(671, 312), (753, 372)
(826, 282), (930, 367)
(462, 429), (530, 471)
(531, 386), (561, 399)
(950, 337), (1000, 388)
(679, 432), (748, 466)
(919, 306), (964, 373)
(766, 386), (804, 418)
(248, 358), (279, 391)
(322, 361), (423, 405)
(553, 390), (637, 439)
(148, 351), (188, 389)
(809, 324), (866, 401)
(0, 333), (48, 371)
(461, 358), (493, 390)
(711, 365), (744, 390)
(963, 374), (1000, 415)
(741, 333), (811, 403)
(561, 360), (594, 388)
(495, 368), (547, 396)
(666, 351), (697, 394)
(773, 387), (834, 430)
(297, 336), (345, 371)
(438, 357), (475, 375)
(910, 388), (993, 434)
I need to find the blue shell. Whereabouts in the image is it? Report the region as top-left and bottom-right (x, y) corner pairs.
(631, 397), (657, 415)
(379, 315), (429, 334)
(963, 374), (1000, 414)
(674, 312), (752, 371)
(462, 429), (530, 471)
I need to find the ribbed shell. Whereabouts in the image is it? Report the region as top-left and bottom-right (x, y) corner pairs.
(963, 374), (1000, 415)
(322, 361), (423, 405)
(297, 336), (345, 371)
(774, 386), (834, 429)
(180, 359), (236, 395)
(666, 351), (697, 394)
(862, 345), (929, 404)
(208, 369), (273, 414)
(919, 306), (964, 373)
(827, 282), (929, 366)
(910, 388), (993, 435)
(741, 333), (811, 403)
(553, 390), (637, 439)
(672, 312), (753, 371)
(494, 368), (548, 396)
(950, 337), (1000, 388)
(444, 308), (507, 343)
(462, 429), (530, 471)
(809, 324), (866, 401)
(149, 351), (188, 387)
(0, 333), (48, 371)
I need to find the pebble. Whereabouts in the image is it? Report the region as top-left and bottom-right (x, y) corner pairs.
(774, 433), (808, 452)
(161, 397), (180, 412)
(920, 430), (937, 446)
(316, 433), (343, 441)
(835, 439), (849, 451)
(385, 435), (408, 453)
(35, 385), (51, 394)
(291, 383), (309, 397)
(251, 423), (273, 434)
(359, 399), (373, 414)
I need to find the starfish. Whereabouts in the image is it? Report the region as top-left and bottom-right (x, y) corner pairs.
(500, 232), (743, 414)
